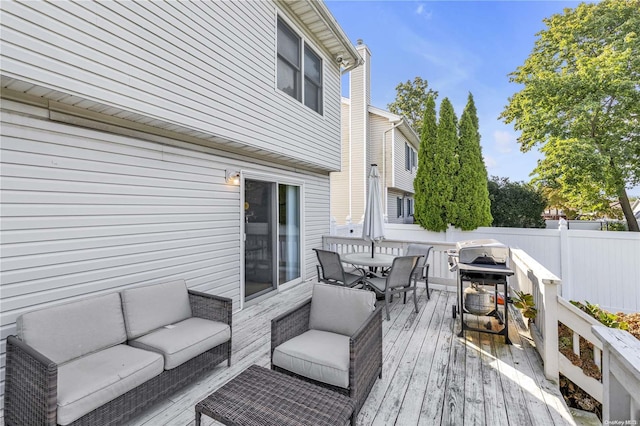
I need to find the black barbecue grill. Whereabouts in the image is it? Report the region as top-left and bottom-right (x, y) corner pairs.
(449, 239), (514, 344)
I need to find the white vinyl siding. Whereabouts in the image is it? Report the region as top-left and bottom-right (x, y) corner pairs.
(0, 102), (331, 400)
(330, 101), (352, 224)
(387, 189), (406, 224)
(393, 130), (417, 193)
(0, 0), (342, 171)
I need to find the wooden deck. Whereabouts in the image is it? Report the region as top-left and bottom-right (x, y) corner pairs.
(128, 283), (575, 426)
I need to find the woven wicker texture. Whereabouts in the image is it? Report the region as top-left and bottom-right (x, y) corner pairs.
(4, 290), (232, 426)
(195, 365), (355, 426)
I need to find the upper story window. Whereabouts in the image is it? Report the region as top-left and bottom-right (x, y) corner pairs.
(405, 144), (417, 171)
(277, 17), (323, 115)
(304, 46), (323, 114)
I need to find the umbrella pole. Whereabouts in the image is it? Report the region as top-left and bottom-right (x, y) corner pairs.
(371, 241), (374, 258)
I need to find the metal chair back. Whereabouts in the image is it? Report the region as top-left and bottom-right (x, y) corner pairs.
(313, 248), (349, 285)
(385, 255), (421, 290)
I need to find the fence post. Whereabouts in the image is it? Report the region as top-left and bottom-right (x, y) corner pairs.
(541, 278), (560, 383)
(558, 218), (572, 299)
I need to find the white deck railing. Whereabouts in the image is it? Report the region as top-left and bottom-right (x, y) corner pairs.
(592, 326), (640, 422)
(510, 246), (640, 421)
(323, 234), (640, 420)
(321, 236), (456, 288)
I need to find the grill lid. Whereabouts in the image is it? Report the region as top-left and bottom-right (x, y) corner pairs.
(456, 239), (509, 264)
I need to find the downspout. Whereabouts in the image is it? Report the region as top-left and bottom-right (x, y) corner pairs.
(383, 120), (402, 217)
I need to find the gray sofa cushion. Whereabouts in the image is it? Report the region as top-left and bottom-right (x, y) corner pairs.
(121, 280), (192, 340)
(128, 317), (230, 370)
(272, 329), (350, 388)
(16, 293), (126, 364)
(309, 283), (376, 336)
(56, 344), (163, 425)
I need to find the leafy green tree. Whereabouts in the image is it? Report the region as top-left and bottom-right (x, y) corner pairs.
(488, 177), (547, 228)
(387, 76), (438, 133)
(500, 0), (640, 231)
(451, 93), (493, 230)
(413, 95), (437, 228)
(416, 97), (458, 231)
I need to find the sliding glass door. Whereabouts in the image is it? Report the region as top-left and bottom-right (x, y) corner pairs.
(244, 179), (301, 301)
(278, 184), (300, 284)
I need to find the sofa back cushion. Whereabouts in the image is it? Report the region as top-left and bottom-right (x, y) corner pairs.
(16, 293), (127, 364)
(309, 283), (376, 336)
(121, 280), (192, 339)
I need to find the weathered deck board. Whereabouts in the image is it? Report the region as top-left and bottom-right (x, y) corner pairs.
(126, 282), (574, 426)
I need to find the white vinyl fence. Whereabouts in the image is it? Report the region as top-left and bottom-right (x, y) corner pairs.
(331, 219), (640, 313)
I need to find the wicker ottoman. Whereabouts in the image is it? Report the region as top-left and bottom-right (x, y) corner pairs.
(195, 364), (356, 426)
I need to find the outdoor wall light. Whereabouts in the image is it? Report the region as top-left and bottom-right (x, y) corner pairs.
(225, 170), (240, 185)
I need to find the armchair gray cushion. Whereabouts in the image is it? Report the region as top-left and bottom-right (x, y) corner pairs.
(16, 293), (126, 364)
(56, 344), (163, 425)
(129, 317), (230, 370)
(121, 280), (192, 339)
(271, 329), (350, 388)
(309, 283), (376, 336)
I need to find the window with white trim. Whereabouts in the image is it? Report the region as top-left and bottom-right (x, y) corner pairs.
(406, 198), (413, 216)
(405, 144), (417, 171)
(277, 17), (323, 115)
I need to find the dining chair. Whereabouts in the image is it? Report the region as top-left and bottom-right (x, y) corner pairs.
(313, 248), (366, 288)
(405, 244), (433, 299)
(364, 255), (423, 320)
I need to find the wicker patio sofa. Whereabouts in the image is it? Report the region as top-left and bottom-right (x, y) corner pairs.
(3, 280), (232, 426)
(270, 283), (383, 418)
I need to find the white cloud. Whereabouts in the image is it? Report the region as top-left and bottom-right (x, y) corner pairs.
(484, 154), (498, 169)
(493, 130), (515, 153)
(415, 4), (432, 19)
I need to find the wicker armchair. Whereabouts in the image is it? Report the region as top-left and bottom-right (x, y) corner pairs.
(3, 289), (232, 426)
(271, 284), (382, 419)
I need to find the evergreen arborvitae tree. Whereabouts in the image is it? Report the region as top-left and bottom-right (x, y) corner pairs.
(417, 97), (458, 231)
(452, 93), (493, 230)
(413, 95), (437, 228)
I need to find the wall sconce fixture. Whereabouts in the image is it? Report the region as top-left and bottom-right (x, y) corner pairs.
(225, 169), (240, 185)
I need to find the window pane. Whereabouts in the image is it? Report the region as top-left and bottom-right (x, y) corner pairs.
(278, 58), (298, 99)
(405, 144), (410, 170)
(278, 184), (300, 284)
(304, 80), (320, 112)
(304, 46), (321, 84)
(278, 21), (299, 65)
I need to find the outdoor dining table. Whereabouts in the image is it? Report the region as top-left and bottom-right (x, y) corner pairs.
(341, 252), (396, 269)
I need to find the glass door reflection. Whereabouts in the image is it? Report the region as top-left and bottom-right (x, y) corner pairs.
(244, 180), (276, 300)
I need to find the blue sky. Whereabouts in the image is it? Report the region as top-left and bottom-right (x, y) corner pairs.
(326, 0), (584, 184)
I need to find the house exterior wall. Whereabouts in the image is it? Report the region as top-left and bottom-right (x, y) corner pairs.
(0, 0), (343, 171)
(330, 101), (352, 223)
(347, 43), (371, 224)
(330, 40), (420, 226)
(387, 191), (413, 223)
(392, 129), (417, 193)
(0, 0), (351, 406)
(0, 100), (331, 400)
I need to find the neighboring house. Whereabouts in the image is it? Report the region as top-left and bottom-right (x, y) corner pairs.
(331, 40), (420, 225)
(0, 0), (359, 403)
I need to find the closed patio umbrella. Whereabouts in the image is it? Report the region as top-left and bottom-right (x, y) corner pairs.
(362, 164), (385, 258)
